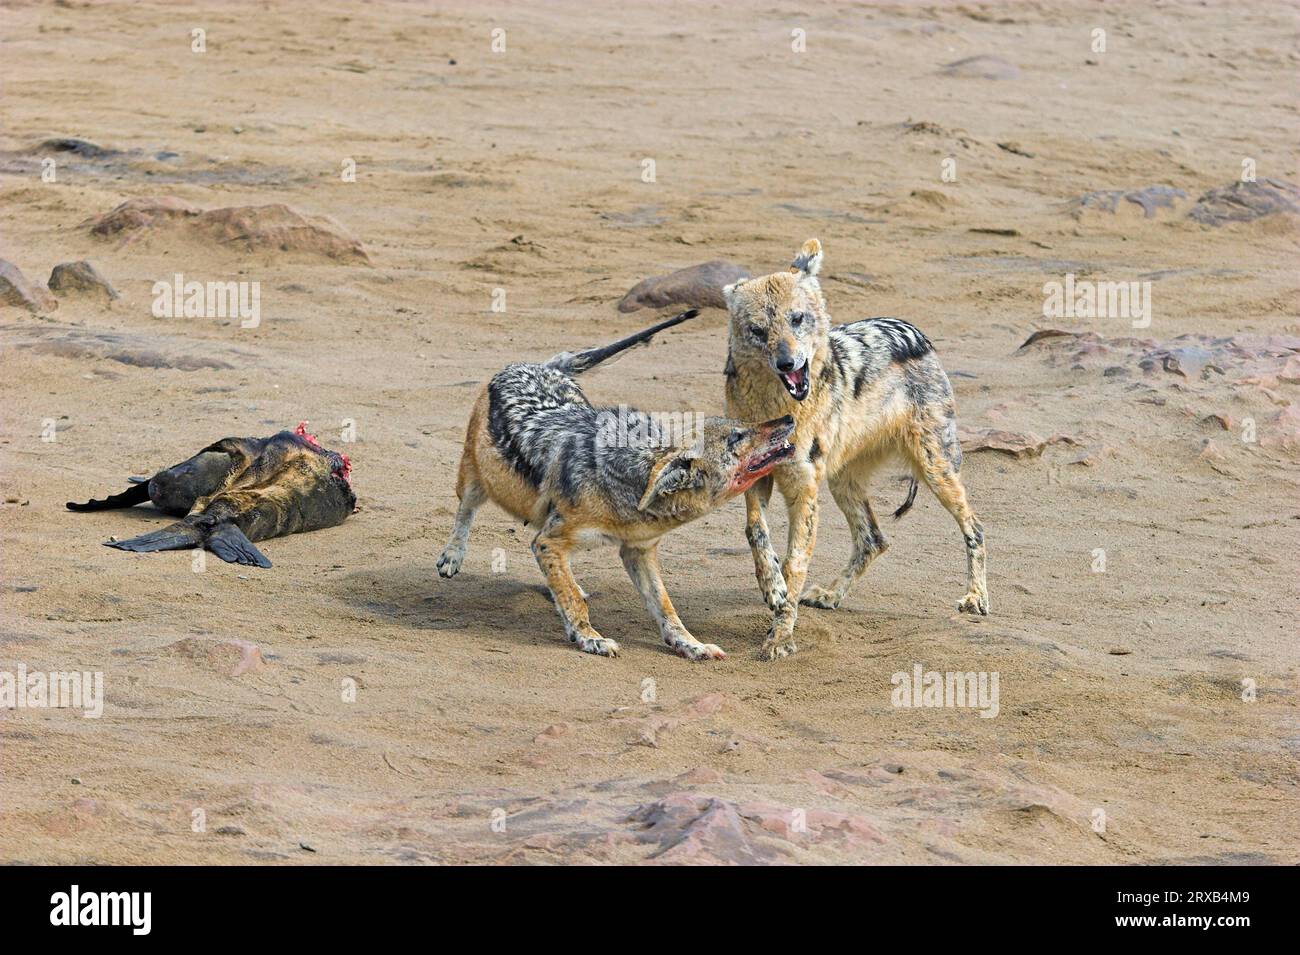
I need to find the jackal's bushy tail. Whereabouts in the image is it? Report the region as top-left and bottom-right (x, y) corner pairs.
(546, 309), (700, 376)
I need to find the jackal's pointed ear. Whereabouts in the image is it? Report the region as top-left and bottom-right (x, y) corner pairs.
(721, 279), (743, 311)
(790, 238), (823, 277)
(637, 451), (701, 512)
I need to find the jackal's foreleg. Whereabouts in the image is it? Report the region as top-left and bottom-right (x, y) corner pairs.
(744, 477), (786, 610)
(620, 543), (725, 661)
(532, 520), (618, 656)
(762, 463), (821, 660)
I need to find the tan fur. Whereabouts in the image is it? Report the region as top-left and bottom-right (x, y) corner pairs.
(725, 238), (989, 660)
(439, 378), (796, 659)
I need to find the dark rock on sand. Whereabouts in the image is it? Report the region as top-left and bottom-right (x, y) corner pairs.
(629, 790), (884, 864)
(35, 138), (120, 160)
(1188, 178), (1300, 226)
(0, 259), (57, 313)
(0, 323), (248, 370)
(958, 427), (1080, 459)
(85, 197), (371, 264)
(939, 55), (1020, 80)
(0, 140), (304, 188)
(1019, 328), (1300, 384)
(1074, 185), (1188, 219)
(618, 260), (750, 313)
(48, 261), (119, 302)
(997, 141), (1036, 158)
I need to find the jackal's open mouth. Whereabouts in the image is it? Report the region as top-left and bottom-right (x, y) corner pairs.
(778, 361), (810, 401)
(746, 439), (795, 473)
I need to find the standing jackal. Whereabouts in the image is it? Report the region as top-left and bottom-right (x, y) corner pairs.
(438, 309), (796, 660)
(723, 240), (989, 660)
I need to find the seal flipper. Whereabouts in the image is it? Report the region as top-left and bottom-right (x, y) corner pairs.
(67, 481), (151, 512)
(206, 523), (272, 568)
(106, 519), (205, 553)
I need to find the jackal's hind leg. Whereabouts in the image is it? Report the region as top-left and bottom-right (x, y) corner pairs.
(437, 479), (486, 578)
(532, 522), (618, 656)
(800, 473), (887, 610)
(909, 425), (988, 615)
(620, 543), (724, 661)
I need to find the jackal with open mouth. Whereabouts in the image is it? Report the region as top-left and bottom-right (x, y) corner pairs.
(438, 309), (796, 660)
(723, 240), (989, 660)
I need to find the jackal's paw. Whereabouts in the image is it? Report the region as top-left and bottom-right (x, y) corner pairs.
(665, 633), (726, 661)
(799, 585), (842, 610)
(571, 633), (620, 657)
(957, 591), (989, 616)
(436, 548), (463, 578)
(758, 631), (799, 661)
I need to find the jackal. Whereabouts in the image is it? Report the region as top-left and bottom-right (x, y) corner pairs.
(438, 310), (796, 659)
(723, 240), (988, 660)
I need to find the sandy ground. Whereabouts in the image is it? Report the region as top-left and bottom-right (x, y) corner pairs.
(1, 0), (1297, 864)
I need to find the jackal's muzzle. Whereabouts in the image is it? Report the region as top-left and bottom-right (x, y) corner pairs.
(774, 354), (811, 401)
(733, 415), (796, 490)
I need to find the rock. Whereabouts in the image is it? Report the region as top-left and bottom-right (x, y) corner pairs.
(48, 261), (119, 302)
(1018, 328), (1079, 350)
(1074, 185), (1188, 219)
(35, 137), (120, 160)
(0, 259), (57, 313)
(1159, 345), (1215, 379)
(959, 427), (1048, 458)
(618, 260), (750, 313)
(939, 55), (1020, 80)
(1068, 445), (1116, 467)
(996, 141), (1035, 158)
(630, 791), (885, 864)
(86, 196), (201, 239)
(85, 197), (371, 263)
(674, 767), (725, 786)
(0, 323), (247, 370)
(1197, 439), (1228, 463)
(1189, 178), (1300, 226)
(533, 722), (573, 744)
(630, 793), (783, 864)
(1018, 330), (1300, 390)
(1260, 404), (1300, 452)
